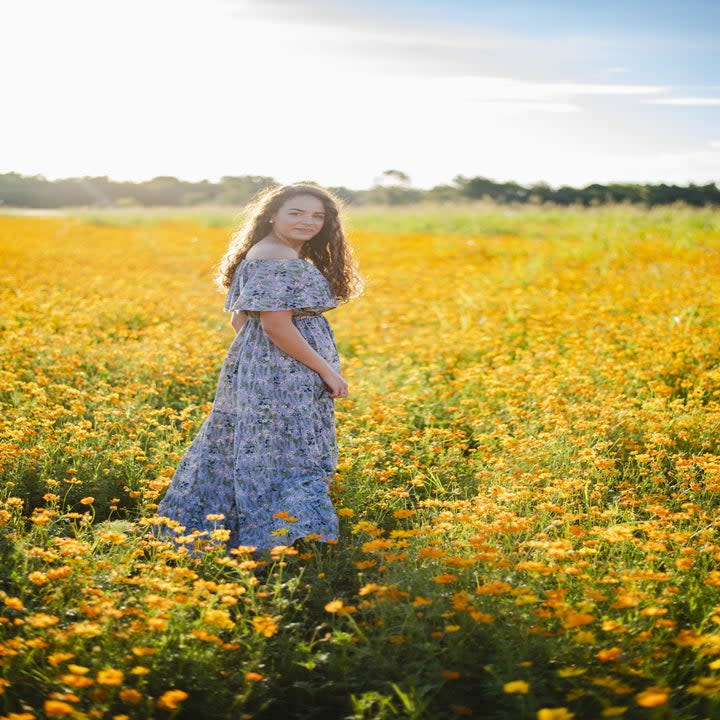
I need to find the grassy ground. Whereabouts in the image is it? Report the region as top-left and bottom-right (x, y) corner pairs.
(1, 205), (719, 719)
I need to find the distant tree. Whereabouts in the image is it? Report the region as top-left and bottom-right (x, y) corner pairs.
(425, 184), (458, 203)
(375, 169), (412, 188)
(0, 171), (717, 209)
(326, 186), (357, 205)
(216, 176), (277, 206)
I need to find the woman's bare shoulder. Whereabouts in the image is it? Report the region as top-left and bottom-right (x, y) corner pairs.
(246, 239), (299, 260)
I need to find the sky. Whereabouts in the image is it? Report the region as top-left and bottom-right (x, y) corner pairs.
(0, 0), (718, 189)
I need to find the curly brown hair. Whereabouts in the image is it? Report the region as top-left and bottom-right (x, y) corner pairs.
(214, 183), (364, 304)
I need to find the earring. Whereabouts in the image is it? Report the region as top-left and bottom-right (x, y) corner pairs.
(269, 219), (274, 224)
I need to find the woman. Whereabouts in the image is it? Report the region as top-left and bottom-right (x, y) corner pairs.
(155, 183), (364, 558)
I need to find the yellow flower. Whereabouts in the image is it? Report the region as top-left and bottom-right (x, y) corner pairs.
(204, 609), (234, 629)
(67, 664), (90, 675)
(79, 496), (95, 505)
(537, 710), (575, 720)
(601, 708), (628, 718)
(156, 689), (189, 710)
(131, 646), (156, 656)
(27, 613), (59, 628)
(48, 652), (75, 666)
(252, 615), (279, 637)
(504, 680), (530, 694)
(98, 530), (128, 544)
(3, 596), (24, 610)
(97, 668), (124, 686)
(358, 583), (382, 596)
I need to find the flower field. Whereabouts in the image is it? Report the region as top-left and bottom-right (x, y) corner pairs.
(1, 205), (720, 719)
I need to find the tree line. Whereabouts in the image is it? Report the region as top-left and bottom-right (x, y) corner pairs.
(0, 171), (718, 208)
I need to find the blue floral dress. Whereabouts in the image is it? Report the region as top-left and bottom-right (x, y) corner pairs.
(155, 258), (341, 553)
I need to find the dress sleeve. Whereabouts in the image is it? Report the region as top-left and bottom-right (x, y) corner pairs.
(224, 259), (338, 313)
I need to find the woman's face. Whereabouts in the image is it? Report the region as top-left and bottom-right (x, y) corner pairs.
(271, 194), (326, 243)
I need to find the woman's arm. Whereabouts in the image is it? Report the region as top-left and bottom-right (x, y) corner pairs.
(231, 311), (247, 334)
(260, 311), (333, 376)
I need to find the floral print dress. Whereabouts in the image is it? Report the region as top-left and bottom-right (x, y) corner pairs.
(155, 258), (341, 553)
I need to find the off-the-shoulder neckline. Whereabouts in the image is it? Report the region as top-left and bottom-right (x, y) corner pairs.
(241, 257), (310, 264)
(239, 257), (322, 273)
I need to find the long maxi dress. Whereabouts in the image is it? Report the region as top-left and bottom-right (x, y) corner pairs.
(155, 257), (341, 553)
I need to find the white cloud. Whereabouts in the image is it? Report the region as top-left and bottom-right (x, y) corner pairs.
(642, 97), (720, 106)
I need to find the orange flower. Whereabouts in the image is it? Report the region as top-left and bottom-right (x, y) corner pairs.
(596, 647), (623, 662)
(44, 701), (75, 716)
(354, 560), (377, 570)
(156, 690), (189, 710)
(79, 497), (95, 505)
(119, 688), (143, 704)
(245, 672), (264, 682)
(562, 611), (595, 628)
(324, 599), (357, 616)
(433, 573), (458, 584)
(442, 670), (461, 680)
(272, 510), (298, 522)
(635, 687), (668, 707)
(58, 674), (93, 688)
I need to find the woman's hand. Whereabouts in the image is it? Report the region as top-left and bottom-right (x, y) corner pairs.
(320, 368), (349, 399)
